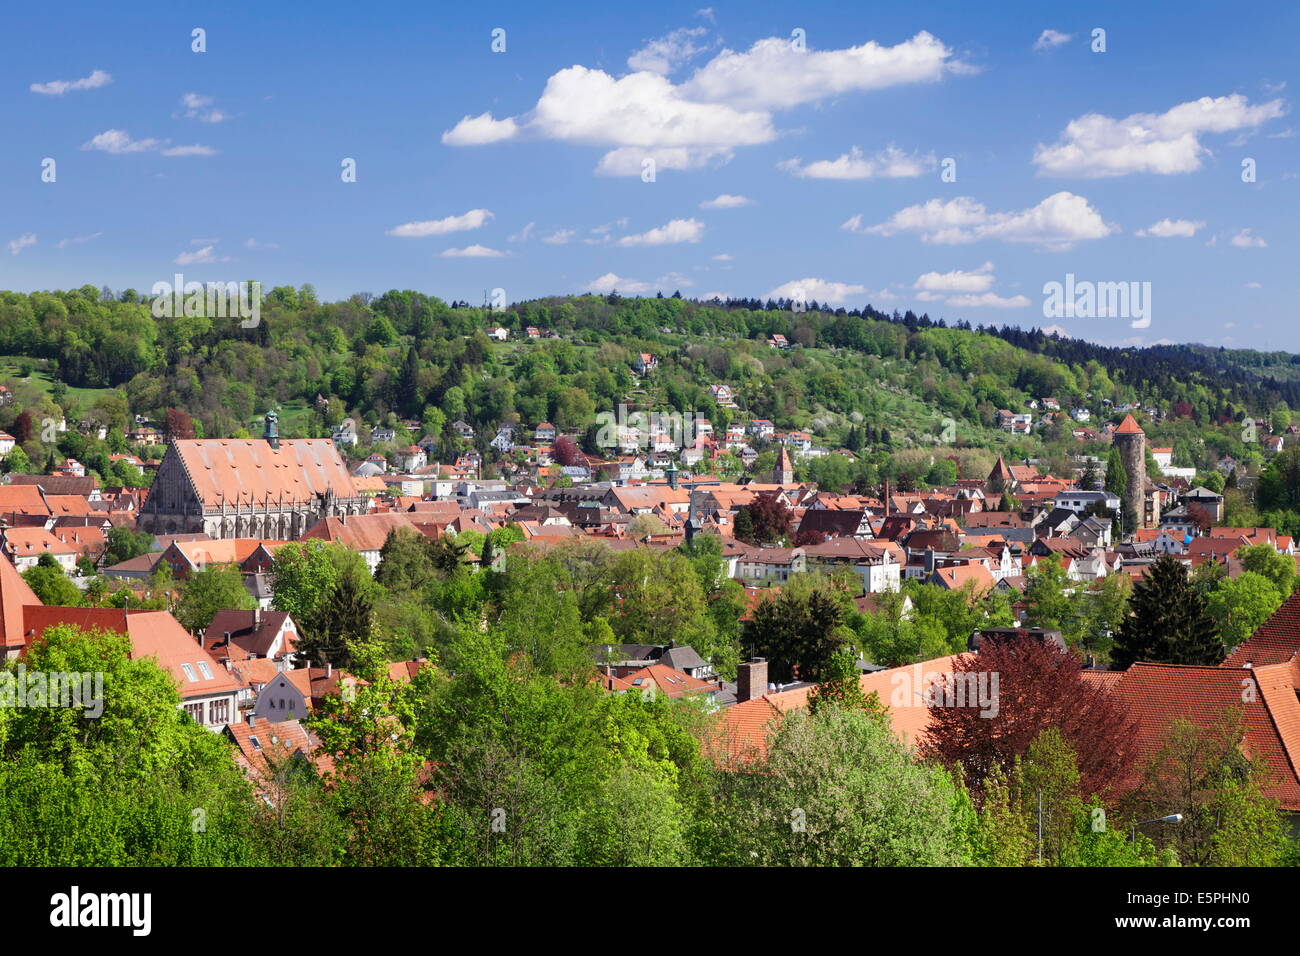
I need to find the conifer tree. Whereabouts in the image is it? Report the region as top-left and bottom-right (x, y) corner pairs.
(1111, 555), (1222, 669)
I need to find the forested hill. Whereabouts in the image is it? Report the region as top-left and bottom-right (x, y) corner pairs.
(0, 286), (1294, 470)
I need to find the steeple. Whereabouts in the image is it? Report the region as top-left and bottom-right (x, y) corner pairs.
(775, 445), (794, 484)
(665, 458), (678, 490)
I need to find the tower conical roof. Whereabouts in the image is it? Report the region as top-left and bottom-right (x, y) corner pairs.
(1115, 414), (1144, 435)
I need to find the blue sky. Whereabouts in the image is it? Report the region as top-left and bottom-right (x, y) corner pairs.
(2, 0), (1296, 348)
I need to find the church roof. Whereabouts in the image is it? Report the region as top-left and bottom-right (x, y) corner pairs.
(168, 439), (360, 507)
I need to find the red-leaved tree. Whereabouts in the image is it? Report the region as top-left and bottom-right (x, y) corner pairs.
(553, 435), (582, 467)
(918, 636), (1136, 800)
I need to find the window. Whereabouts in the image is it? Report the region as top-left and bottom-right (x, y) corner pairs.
(250, 736), (262, 751)
(197, 661), (213, 680)
(209, 698), (230, 725)
(184, 702), (205, 723)
(181, 663), (197, 682)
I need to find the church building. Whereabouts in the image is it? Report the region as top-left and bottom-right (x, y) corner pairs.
(138, 412), (368, 540)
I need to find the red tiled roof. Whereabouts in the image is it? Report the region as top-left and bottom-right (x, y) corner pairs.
(169, 438), (360, 506)
(1110, 662), (1300, 810)
(1115, 414), (1144, 435)
(1222, 587), (1300, 669)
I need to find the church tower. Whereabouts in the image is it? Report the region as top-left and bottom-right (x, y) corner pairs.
(775, 445), (794, 484)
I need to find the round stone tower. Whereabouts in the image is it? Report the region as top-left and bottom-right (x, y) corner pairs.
(1113, 414), (1146, 530)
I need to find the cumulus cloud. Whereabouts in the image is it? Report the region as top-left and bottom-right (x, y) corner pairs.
(1230, 228), (1267, 248)
(442, 32), (968, 175)
(628, 26), (714, 74)
(699, 193), (754, 209)
(439, 244), (506, 258)
(174, 244), (231, 265)
(82, 129), (214, 156)
(440, 112), (520, 145)
(81, 129), (163, 154)
(778, 145), (933, 179)
(1034, 94), (1286, 177)
(31, 69), (111, 95)
(859, 191), (1113, 250)
(8, 234), (37, 255)
(179, 92), (231, 123)
(766, 278), (867, 304)
(681, 31), (966, 110)
(946, 291), (1031, 307)
(1033, 30), (1072, 52)
(1136, 218), (1205, 238)
(596, 145), (734, 176)
(386, 208), (494, 238)
(913, 261), (996, 293)
(542, 229), (576, 245)
(616, 218), (704, 246)
(584, 272), (653, 294)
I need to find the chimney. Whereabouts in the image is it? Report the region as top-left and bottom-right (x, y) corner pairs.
(736, 657), (768, 703)
(883, 479), (890, 518)
(253, 607), (262, 630)
(246, 714), (256, 727)
(325, 662), (333, 678)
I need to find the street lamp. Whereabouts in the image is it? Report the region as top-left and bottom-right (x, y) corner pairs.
(1131, 813), (1183, 843)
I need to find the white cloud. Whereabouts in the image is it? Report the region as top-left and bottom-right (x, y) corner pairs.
(861, 191), (1113, 250)
(616, 218), (705, 246)
(508, 222), (536, 242)
(1244, 282), (1262, 289)
(712, 253), (734, 261)
(1041, 324), (1071, 337)
(440, 244), (506, 258)
(56, 232), (104, 249)
(1033, 30), (1072, 52)
(766, 277), (867, 304)
(778, 145), (933, 180)
(946, 291), (1031, 307)
(1136, 218), (1205, 238)
(244, 238), (279, 249)
(174, 244), (231, 265)
(628, 26), (713, 75)
(386, 208), (494, 238)
(542, 229), (576, 245)
(681, 31), (966, 111)
(81, 129), (162, 154)
(1230, 228), (1267, 248)
(1034, 94), (1287, 177)
(81, 129), (214, 156)
(701, 291), (731, 300)
(179, 92), (231, 123)
(31, 69), (111, 95)
(441, 112), (520, 145)
(584, 272), (653, 294)
(7, 234), (37, 256)
(700, 193), (753, 209)
(595, 145), (733, 176)
(913, 261), (995, 293)
(443, 32), (968, 175)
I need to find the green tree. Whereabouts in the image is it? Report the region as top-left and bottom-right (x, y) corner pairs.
(1111, 555), (1222, 668)
(1205, 570), (1284, 650)
(176, 564), (257, 633)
